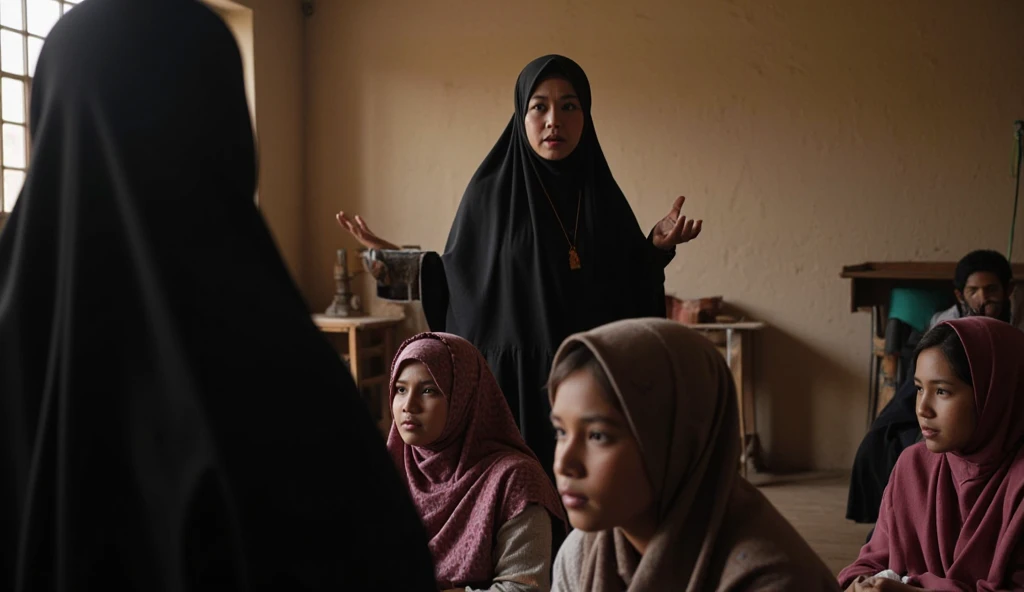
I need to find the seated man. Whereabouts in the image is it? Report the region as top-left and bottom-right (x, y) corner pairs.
(927, 249), (1020, 329)
(846, 249), (1020, 525)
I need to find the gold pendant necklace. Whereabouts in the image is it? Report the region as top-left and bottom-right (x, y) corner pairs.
(538, 180), (582, 270)
(568, 246), (581, 270)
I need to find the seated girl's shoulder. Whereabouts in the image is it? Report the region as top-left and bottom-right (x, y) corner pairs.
(551, 529), (586, 592)
(711, 482), (836, 589)
(555, 528), (586, 563)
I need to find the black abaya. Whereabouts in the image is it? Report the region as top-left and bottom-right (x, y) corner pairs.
(0, 1), (436, 590)
(846, 366), (922, 524)
(419, 55), (675, 477)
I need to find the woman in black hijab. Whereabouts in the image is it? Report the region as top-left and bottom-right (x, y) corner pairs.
(0, 1), (436, 590)
(337, 55), (702, 477)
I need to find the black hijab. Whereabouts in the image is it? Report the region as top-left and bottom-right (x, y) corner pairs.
(434, 54), (670, 352)
(0, 1), (435, 590)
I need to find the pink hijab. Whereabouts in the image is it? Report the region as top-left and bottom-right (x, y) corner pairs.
(839, 317), (1024, 590)
(386, 332), (565, 589)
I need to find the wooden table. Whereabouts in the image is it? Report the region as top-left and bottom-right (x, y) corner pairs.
(312, 314), (403, 434)
(683, 322), (766, 476)
(841, 262), (1024, 427)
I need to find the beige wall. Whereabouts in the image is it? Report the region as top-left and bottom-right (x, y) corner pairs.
(224, 0), (307, 288)
(304, 0), (1024, 470)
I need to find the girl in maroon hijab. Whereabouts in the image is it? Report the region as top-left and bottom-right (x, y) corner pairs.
(839, 317), (1024, 591)
(386, 333), (566, 592)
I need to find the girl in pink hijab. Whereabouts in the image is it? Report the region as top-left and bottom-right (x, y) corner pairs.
(387, 333), (566, 592)
(839, 317), (1024, 591)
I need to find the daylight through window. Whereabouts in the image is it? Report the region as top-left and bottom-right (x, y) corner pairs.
(0, 0), (81, 213)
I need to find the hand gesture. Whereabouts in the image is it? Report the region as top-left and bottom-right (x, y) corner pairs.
(335, 211), (399, 251)
(651, 196), (702, 251)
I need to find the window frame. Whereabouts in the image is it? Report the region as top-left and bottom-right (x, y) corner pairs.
(0, 0), (80, 220)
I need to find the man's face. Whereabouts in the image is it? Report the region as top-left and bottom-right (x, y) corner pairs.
(956, 271), (1008, 320)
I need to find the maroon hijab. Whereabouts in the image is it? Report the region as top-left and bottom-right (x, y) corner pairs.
(839, 317), (1024, 590)
(386, 333), (565, 588)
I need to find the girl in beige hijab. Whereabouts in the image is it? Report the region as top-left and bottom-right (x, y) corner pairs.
(548, 318), (836, 591)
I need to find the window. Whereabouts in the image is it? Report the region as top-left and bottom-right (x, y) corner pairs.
(0, 0), (80, 216)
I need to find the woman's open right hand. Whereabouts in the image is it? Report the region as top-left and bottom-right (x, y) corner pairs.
(335, 211), (400, 251)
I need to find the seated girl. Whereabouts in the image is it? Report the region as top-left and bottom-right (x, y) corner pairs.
(839, 317), (1024, 591)
(547, 318), (835, 591)
(388, 333), (566, 592)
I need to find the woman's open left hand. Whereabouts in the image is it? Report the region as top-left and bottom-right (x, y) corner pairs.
(652, 195), (702, 251)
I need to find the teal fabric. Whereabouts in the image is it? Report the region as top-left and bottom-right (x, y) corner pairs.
(888, 288), (949, 332)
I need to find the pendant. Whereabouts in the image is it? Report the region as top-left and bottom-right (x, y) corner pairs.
(569, 247), (581, 270)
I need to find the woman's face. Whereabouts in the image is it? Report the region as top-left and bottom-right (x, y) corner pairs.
(524, 76), (585, 161)
(915, 347), (977, 453)
(392, 361), (448, 447)
(550, 369), (656, 544)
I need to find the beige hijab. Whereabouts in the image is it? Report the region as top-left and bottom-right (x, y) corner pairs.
(551, 318), (835, 591)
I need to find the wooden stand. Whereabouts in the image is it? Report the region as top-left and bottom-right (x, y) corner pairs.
(312, 314), (403, 434)
(683, 322), (766, 476)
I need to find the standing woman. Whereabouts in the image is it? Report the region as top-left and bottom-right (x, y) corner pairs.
(0, 0), (436, 589)
(337, 55), (702, 475)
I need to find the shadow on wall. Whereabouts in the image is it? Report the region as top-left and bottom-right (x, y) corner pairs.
(725, 303), (863, 473)
(303, 38), (369, 305)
